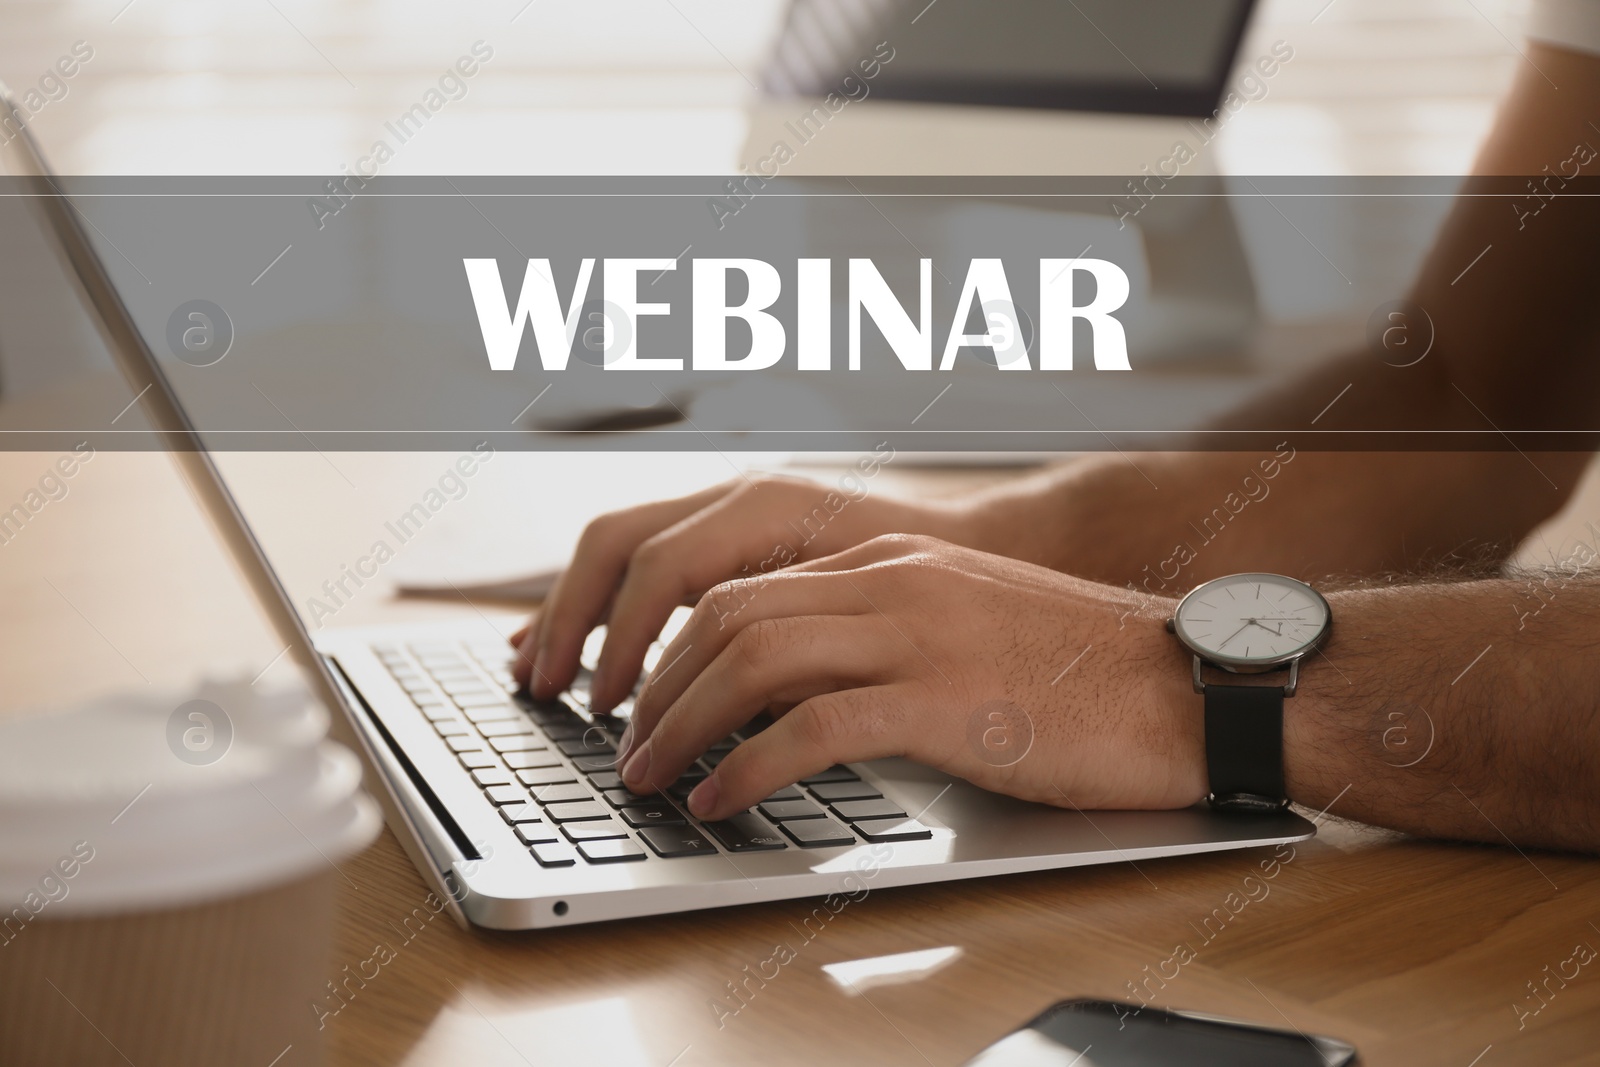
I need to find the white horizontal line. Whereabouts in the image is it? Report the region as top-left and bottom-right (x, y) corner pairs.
(0, 193), (1571, 199)
(3, 429), (1596, 435)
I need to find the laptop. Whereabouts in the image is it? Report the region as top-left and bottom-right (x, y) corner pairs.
(0, 80), (1312, 932)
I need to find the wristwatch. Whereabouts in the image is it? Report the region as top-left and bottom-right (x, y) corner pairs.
(1166, 573), (1331, 813)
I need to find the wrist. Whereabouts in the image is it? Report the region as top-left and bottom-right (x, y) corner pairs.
(1117, 596), (1209, 808)
(1148, 625), (1210, 807)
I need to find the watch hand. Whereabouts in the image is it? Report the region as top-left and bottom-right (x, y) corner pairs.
(1249, 620), (1284, 636)
(1216, 622), (1252, 650)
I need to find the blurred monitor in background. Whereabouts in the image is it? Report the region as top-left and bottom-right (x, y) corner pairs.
(765, 0), (1256, 116)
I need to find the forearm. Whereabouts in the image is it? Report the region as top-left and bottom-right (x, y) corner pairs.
(1269, 576), (1600, 852)
(951, 41), (1600, 585)
(958, 448), (1589, 589)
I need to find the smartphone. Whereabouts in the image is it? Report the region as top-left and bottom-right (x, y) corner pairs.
(964, 999), (1358, 1066)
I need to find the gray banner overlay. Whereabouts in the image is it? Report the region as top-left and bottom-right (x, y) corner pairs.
(0, 176), (1594, 451)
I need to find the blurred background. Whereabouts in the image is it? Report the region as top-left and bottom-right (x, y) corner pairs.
(0, 0), (1565, 713)
(0, 0), (1533, 175)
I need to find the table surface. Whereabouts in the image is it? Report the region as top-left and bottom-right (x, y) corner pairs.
(4, 446), (1600, 1067)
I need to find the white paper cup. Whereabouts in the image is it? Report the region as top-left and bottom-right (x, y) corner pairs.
(0, 679), (381, 1066)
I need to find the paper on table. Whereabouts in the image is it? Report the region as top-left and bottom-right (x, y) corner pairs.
(394, 568), (562, 603)
(378, 452), (759, 602)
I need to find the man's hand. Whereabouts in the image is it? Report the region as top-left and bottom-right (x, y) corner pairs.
(613, 534), (1204, 822)
(510, 472), (977, 711)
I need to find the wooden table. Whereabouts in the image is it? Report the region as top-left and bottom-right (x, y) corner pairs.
(4, 445), (1599, 1067)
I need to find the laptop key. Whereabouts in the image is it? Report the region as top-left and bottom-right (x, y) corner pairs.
(483, 784), (528, 805)
(433, 718), (473, 737)
(517, 767), (577, 787)
(763, 785), (804, 803)
(499, 803), (545, 824)
(809, 780), (882, 802)
(479, 719), (535, 737)
(571, 754), (620, 774)
(464, 704), (519, 724)
(700, 750), (730, 768)
(429, 664), (481, 678)
(759, 798), (826, 821)
(515, 823), (560, 845)
(544, 801), (611, 822)
(445, 735), (483, 753)
(801, 766), (859, 785)
(417, 703), (458, 722)
(704, 812), (788, 852)
(458, 751), (499, 770)
(780, 817), (858, 849)
(638, 824), (718, 858)
(529, 842), (578, 868)
(831, 798), (907, 822)
(456, 692), (516, 709)
(541, 723), (590, 741)
(561, 818), (629, 842)
(490, 734), (546, 752)
(851, 817), (933, 843)
(557, 736), (615, 757)
(621, 803), (686, 828)
(587, 771), (624, 790)
(529, 783), (594, 805)
(471, 768), (513, 788)
(577, 839), (647, 864)
(521, 701), (580, 727)
(667, 772), (708, 800)
(601, 788), (657, 808)
(504, 750), (564, 770)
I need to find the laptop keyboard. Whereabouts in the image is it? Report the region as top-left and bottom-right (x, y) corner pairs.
(369, 638), (935, 870)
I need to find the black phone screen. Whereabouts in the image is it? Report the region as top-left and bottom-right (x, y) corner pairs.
(968, 999), (1357, 1067)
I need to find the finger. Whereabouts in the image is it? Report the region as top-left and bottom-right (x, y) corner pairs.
(628, 570), (875, 745)
(778, 531), (924, 574)
(508, 615), (539, 686)
(686, 686), (911, 820)
(509, 617), (535, 648)
(515, 482), (734, 693)
(589, 480), (862, 711)
(619, 616), (891, 794)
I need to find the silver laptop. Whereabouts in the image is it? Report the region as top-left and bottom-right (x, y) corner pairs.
(0, 86), (1312, 932)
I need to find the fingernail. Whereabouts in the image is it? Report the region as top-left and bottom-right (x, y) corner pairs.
(615, 723), (634, 765)
(687, 774), (719, 819)
(621, 737), (653, 787)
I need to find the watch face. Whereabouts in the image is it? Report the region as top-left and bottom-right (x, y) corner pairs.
(1172, 573), (1330, 669)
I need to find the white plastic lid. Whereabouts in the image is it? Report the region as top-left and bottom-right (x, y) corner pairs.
(0, 678), (381, 916)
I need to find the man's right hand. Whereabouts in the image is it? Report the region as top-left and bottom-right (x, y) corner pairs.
(509, 467), (978, 712)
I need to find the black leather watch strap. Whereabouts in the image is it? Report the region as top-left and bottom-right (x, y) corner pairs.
(1203, 682), (1288, 811)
